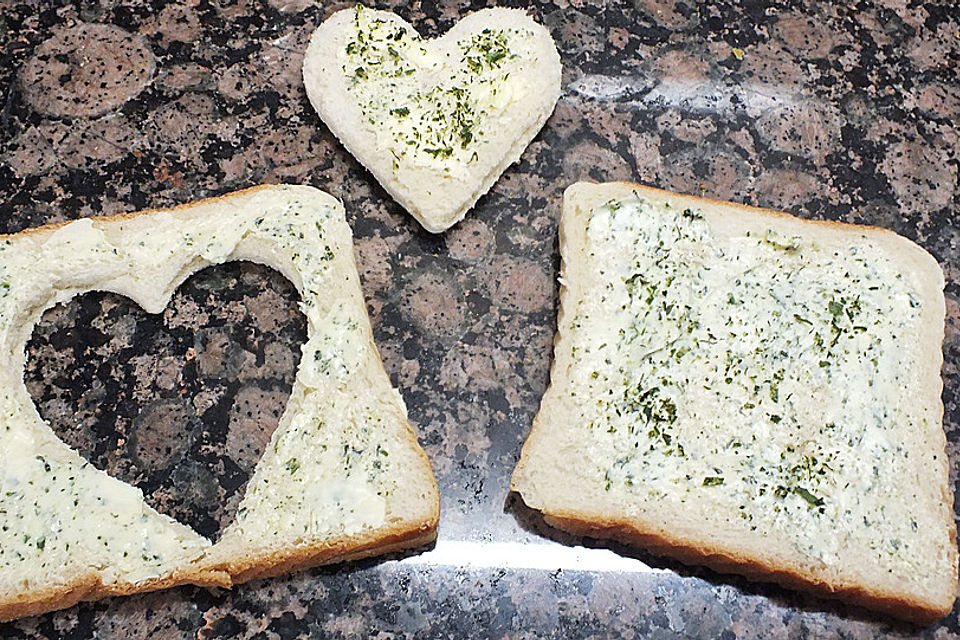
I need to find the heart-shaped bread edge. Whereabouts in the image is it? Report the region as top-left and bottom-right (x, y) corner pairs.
(0, 184), (439, 621)
(303, 6), (562, 233)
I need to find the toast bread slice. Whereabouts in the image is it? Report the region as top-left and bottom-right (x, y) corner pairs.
(0, 184), (439, 621)
(512, 181), (957, 623)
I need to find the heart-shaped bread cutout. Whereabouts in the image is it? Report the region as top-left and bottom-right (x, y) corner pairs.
(0, 185), (439, 621)
(25, 261), (306, 541)
(303, 6), (561, 233)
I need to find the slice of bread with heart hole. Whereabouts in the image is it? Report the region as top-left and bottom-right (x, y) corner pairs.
(303, 5), (562, 233)
(0, 184), (439, 621)
(511, 181), (957, 623)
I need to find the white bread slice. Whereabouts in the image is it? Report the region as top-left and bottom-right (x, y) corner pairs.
(511, 181), (957, 623)
(302, 5), (561, 233)
(0, 184), (439, 621)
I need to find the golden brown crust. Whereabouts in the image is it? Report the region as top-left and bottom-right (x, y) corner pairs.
(0, 566), (233, 623)
(539, 510), (949, 625)
(0, 575), (100, 623)
(103, 567), (233, 595)
(223, 519), (439, 584)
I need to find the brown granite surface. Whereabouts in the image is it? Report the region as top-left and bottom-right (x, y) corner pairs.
(1, 0), (959, 637)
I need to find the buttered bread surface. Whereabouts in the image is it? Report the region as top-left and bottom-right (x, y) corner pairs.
(512, 182), (955, 622)
(0, 185), (439, 621)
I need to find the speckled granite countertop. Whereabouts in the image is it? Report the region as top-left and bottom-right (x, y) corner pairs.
(1, 0), (959, 637)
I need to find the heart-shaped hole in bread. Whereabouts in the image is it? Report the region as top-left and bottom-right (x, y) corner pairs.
(25, 261), (305, 540)
(0, 185), (439, 622)
(303, 6), (561, 233)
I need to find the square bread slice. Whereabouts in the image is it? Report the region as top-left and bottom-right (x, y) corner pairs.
(0, 185), (439, 621)
(511, 181), (957, 623)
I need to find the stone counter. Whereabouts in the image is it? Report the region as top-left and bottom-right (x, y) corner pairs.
(1, 1), (958, 637)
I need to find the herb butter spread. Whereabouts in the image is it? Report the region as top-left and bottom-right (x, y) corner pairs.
(572, 193), (937, 579)
(341, 5), (532, 174)
(0, 185), (414, 596)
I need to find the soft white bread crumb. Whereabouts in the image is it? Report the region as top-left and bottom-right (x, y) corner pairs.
(303, 6), (561, 233)
(0, 184), (439, 621)
(511, 181), (957, 623)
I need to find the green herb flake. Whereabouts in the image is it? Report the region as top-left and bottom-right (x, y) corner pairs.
(486, 49), (507, 64)
(794, 486), (824, 507)
(285, 458), (301, 474)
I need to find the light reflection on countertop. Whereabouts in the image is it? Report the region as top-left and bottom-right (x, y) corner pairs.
(400, 539), (665, 573)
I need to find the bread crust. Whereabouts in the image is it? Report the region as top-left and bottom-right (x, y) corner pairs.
(512, 180), (956, 623)
(0, 184), (439, 622)
(539, 511), (948, 624)
(221, 520), (438, 584)
(0, 184), (274, 239)
(0, 576), (100, 623)
(0, 566), (232, 623)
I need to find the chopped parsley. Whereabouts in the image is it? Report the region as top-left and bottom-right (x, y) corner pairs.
(342, 6), (528, 165)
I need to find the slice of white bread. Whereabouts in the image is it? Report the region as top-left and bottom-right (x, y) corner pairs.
(511, 181), (957, 623)
(302, 5), (561, 233)
(0, 184), (439, 621)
